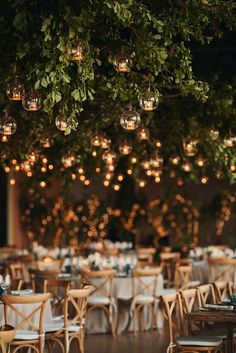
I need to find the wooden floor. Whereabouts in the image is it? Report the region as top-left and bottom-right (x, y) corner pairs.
(80, 329), (167, 353)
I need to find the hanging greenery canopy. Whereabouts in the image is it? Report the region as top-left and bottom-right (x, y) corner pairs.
(0, 0), (236, 187)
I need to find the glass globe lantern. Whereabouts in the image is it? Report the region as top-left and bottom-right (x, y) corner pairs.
(0, 113), (17, 135)
(119, 141), (132, 155)
(62, 154), (76, 168)
(22, 91), (41, 111)
(6, 77), (25, 101)
(150, 152), (163, 168)
(209, 128), (219, 140)
(137, 127), (149, 141)
(40, 135), (53, 148)
(91, 132), (101, 147)
(68, 39), (89, 61)
(224, 134), (236, 148)
(102, 149), (117, 165)
(113, 53), (132, 73)
(170, 155), (180, 165)
(28, 151), (39, 165)
(100, 134), (111, 149)
(195, 155), (205, 167)
(183, 137), (198, 157)
(182, 161), (192, 172)
(55, 113), (67, 131)
(120, 107), (141, 130)
(139, 89), (159, 111)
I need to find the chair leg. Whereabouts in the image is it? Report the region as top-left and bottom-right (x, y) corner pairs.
(78, 330), (85, 353)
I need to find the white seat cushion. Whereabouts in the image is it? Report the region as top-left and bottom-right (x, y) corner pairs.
(134, 294), (155, 303)
(160, 288), (176, 295)
(189, 280), (201, 288)
(88, 296), (110, 305)
(68, 325), (81, 332)
(176, 336), (222, 346)
(44, 323), (64, 332)
(15, 330), (39, 340)
(52, 315), (63, 322)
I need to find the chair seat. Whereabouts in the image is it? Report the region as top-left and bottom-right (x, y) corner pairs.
(52, 315), (64, 322)
(176, 336), (222, 346)
(88, 296), (110, 305)
(134, 294), (155, 303)
(14, 330), (39, 340)
(160, 288), (176, 295)
(189, 280), (201, 288)
(44, 323), (64, 333)
(68, 325), (81, 332)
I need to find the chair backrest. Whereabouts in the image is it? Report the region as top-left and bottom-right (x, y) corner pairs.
(36, 258), (64, 272)
(64, 286), (92, 329)
(160, 292), (184, 348)
(10, 278), (23, 291)
(212, 281), (232, 302)
(160, 253), (181, 287)
(196, 284), (216, 306)
(29, 269), (60, 292)
(136, 248), (156, 263)
(80, 269), (116, 299)
(0, 324), (16, 353)
(43, 278), (72, 316)
(179, 288), (199, 334)
(1, 293), (50, 333)
(9, 263), (25, 280)
(174, 265), (192, 290)
(131, 267), (162, 298)
(209, 258), (236, 283)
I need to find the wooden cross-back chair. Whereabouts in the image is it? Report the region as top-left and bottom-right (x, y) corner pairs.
(160, 252), (181, 288)
(29, 269), (60, 293)
(10, 278), (23, 291)
(131, 267), (162, 334)
(45, 286), (92, 353)
(174, 265), (192, 291)
(161, 292), (222, 353)
(212, 282), (232, 303)
(1, 293), (50, 353)
(0, 325), (16, 353)
(196, 284), (216, 306)
(80, 269), (117, 336)
(43, 278), (72, 317)
(209, 258), (236, 283)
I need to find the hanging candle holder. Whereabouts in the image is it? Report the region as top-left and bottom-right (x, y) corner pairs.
(40, 135), (54, 148)
(195, 155), (205, 167)
(139, 87), (159, 111)
(150, 152), (163, 168)
(182, 161), (192, 172)
(223, 133), (236, 148)
(6, 76), (25, 101)
(183, 137), (198, 157)
(91, 132), (101, 147)
(120, 106), (141, 130)
(113, 53), (132, 73)
(137, 127), (149, 141)
(68, 39), (89, 61)
(62, 153), (76, 168)
(100, 134), (111, 149)
(170, 155), (180, 165)
(55, 112), (68, 131)
(0, 111), (17, 136)
(102, 149), (117, 165)
(22, 91), (41, 111)
(209, 128), (219, 140)
(119, 140), (132, 155)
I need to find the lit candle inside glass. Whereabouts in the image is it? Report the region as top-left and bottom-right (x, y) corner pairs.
(118, 61), (128, 72)
(74, 48), (84, 61)
(12, 91), (21, 100)
(29, 101), (38, 111)
(126, 120), (135, 130)
(4, 125), (11, 135)
(143, 101), (154, 111)
(60, 121), (67, 131)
